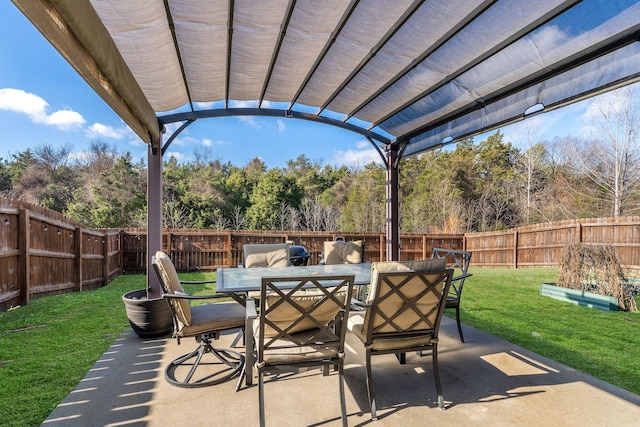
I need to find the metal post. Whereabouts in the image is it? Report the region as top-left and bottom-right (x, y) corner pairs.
(147, 135), (163, 299)
(386, 146), (400, 261)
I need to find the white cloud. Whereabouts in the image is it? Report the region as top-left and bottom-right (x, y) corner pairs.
(165, 151), (186, 162)
(202, 138), (228, 147)
(355, 140), (370, 149)
(238, 115), (262, 128)
(277, 119), (285, 132)
(86, 122), (126, 139)
(332, 147), (383, 168)
(0, 88), (85, 130)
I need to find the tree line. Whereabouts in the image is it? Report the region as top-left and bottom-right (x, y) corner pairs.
(1, 87), (639, 233)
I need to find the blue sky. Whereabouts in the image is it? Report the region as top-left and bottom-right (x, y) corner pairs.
(0, 2), (614, 169)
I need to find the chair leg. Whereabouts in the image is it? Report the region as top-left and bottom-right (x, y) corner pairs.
(365, 350), (377, 420)
(454, 306), (465, 343)
(245, 317), (254, 386)
(258, 369), (266, 427)
(432, 343), (445, 410)
(165, 339), (244, 388)
(339, 363), (348, 427)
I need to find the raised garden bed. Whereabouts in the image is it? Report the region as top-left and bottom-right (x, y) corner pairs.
(540, 283), (619, 311)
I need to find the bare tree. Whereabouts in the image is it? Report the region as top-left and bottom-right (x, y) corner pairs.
(513, 123), (547, 224)
(163, 196), (192, 229)
(571, 86), (640, 217)
(229, 206), (248, 230)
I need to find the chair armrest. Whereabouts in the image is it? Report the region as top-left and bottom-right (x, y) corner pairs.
(452, 273), (473, 282)
(350, 298), (370, 307)
(162, 292), (228, 301)
(178, 279), (216, 285)
(245, 298), (258, 320)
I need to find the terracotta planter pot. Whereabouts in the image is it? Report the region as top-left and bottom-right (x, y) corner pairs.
(122, 289), (173, 338)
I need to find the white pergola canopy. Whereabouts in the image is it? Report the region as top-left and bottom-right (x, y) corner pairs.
(12, 0), (640, 157)
(12, 0), (640, 295)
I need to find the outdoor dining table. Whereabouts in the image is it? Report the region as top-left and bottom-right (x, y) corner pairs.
(216, 262), (372, 386)
(216, 262), (372, 305)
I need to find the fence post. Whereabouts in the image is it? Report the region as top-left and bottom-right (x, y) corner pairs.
(18, 209), (30, 306)
(119, 230), (125, 274)
(226, 231), (233, 267)
(422, 235), (427, 259)
(513, 229), (519, 269)
(75, 227), (83, 291)
(102, 232), (108, 286)
(576, 223), (582, 242)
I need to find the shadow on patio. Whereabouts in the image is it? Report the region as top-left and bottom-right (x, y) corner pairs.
(43, 317), (640, 426)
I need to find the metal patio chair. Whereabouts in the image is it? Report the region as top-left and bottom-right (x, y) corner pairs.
(431, 248), (473, 342)
(245, 274), (354, 427)
(348, 259), (452, 418)
(152, 251), (245, 389)
(319, 239), (364, 265)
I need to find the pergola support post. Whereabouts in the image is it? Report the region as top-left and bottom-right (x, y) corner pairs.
(147, 135), (163, 299)
(386, 146), (400, 261)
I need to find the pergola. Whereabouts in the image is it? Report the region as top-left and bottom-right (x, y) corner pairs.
(12, 0), (640, 297)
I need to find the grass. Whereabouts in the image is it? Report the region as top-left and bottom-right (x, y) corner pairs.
(461, 268), (640, 395)
(0, 272), (213, 427)
(0, 268), (638, 426)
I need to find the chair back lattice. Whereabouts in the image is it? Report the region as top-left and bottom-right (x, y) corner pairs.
(257, 275), (354, 357)
(362, 269), (453, 343)
(431, 248), (472, 299)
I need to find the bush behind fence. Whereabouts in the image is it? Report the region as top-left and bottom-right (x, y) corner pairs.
(2, 197), (638, 311)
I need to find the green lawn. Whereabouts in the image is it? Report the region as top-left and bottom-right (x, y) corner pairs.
(0, 268), (638, 426)
(461, 268), (640, 395)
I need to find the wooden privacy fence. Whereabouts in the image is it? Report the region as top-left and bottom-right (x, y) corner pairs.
(120, 229), (463, 273)
(0, 199), (122, 311)
(2, 197), (639, 311)
(466, 216), (640, 274)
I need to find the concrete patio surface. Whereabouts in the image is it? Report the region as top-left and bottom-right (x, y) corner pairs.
(43, 317), (640, 426)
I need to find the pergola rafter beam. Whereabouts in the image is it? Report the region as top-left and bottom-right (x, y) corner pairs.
(367, 0), (581, 130)
(258, 0), (297, 108)
(158, 108), (391, 164)
(316, 0), (426, 116)
(287, 0), (361, 110)
(394, 28), (640, 146)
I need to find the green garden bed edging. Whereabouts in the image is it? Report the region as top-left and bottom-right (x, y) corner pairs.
(540, 284), (619, 311)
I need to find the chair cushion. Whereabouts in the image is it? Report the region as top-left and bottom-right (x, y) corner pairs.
(366, 258), (447, 305)
(260, 327), (341, 364)
(264, 289), (347, 336)
(177, 301), (245, 337)
(155, 251), (191, 326)
(348, 313), (436, 350)
(323, 240), (363, 264)
(243, 243), (290, 268)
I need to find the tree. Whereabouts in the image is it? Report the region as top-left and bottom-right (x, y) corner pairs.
(66, 152), (146, 227)
(570, 86), (640, 216)
(246, 169), (304, 229)
(11, 144), (77, 211)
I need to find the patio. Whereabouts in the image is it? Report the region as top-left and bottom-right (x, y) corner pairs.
(43, 316), (640, 426)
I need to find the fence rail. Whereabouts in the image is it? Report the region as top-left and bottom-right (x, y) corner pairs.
(2, 197), (639, 311)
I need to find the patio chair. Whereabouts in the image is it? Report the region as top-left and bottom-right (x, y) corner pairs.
(242, 242), (291, 268)
(241, 242), (292, 301)
(319, 239), (364, 265)
(430, 248), (473, 342)
(152, 251), (245, 389)
(245, 274), (355, 427)
(348, 259), (452, 418)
